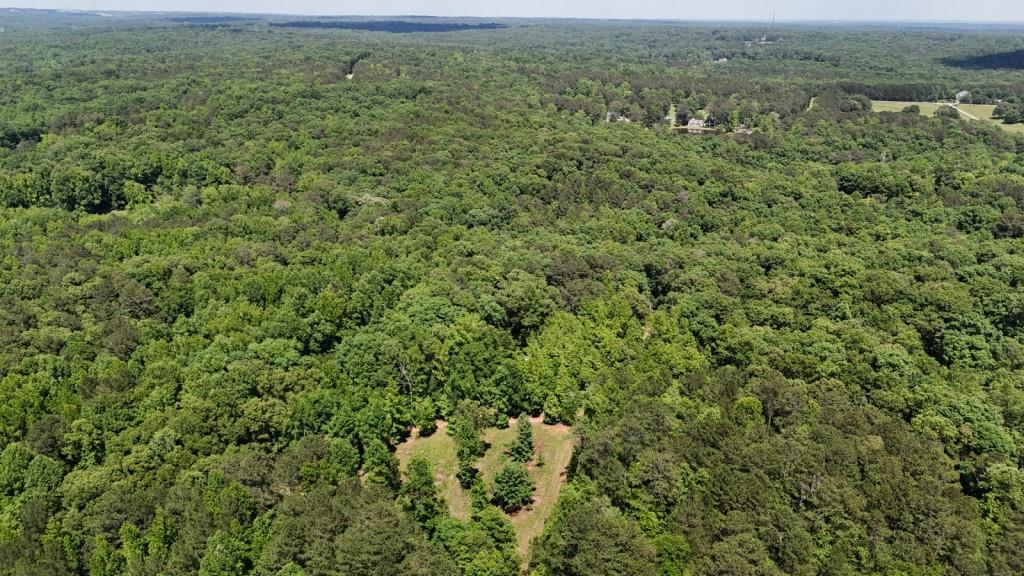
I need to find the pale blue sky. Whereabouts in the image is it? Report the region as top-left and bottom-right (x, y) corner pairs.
(3, 0), (1022, 22)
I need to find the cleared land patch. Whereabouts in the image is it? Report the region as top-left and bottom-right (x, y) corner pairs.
(958, 104), (1024, 134)
(395, 420), (471, 519)
(872, 100), (1024, 134)
(955, 103), (993, 120)
(480, 416), (574, 556)
(871, 100), (948, 116)
(396, 415), (575, 557)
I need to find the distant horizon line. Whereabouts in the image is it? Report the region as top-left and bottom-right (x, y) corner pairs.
(4, 6), (1024, 26)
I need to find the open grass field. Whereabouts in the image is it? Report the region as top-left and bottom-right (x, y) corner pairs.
(396, 416), (575, 558)
(872, 100), (1024, 134)
(480, 416), (575, 556)
(395, 421), (472, 519)
(956, 103), (997, 120)
(871, 100), (948, 115)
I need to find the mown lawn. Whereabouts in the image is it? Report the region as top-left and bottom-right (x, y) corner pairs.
(871, 100), (946, 115)
(872, 100), (1024, 134)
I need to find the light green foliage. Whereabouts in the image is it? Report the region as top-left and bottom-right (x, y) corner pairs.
(199, 531), (249, 576)
(412, 398), (438, 436)
(653, 533), (691, 576)
(0, 13), (1023, 576)
(0, 443), (32, 495)
(275, 564), (307, 576)
(88, 536), (126, 576)
(732, 396), (764, 426)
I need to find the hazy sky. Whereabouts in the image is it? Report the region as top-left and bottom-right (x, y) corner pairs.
(4, 0), (1023, 22)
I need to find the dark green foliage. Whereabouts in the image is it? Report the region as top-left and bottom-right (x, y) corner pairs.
(334, 498), (455, 576)
(995, 102), (1023, 124)
(836, 162), (917, 198)
(399, 457), (445, 530)
(450, 401), (490, 488)
(1, 12), (1024, 576)
(363, 439), (400, 491)
(433, 508), (519, 576)
(468, 476), (491, 514)
(508, 414), (534, 463)
(936, 105), (963, 119)
(492, 463), (534, 512)
(255, 482), (449, 575)
(532, 492), (657, 576)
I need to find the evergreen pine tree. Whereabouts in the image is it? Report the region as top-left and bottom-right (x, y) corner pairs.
(508, 413), (534, 463)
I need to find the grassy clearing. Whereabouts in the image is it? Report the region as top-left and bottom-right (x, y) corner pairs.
(395, 416), (575, 558)
(1000, 123), (1024, 135)
(954, 104), (1024, 134)
(872, 100), (1024, 134)
(480, 416), (575, 557)
(956, 103), (997, 119)
(871, 100), (946, 115)
(395, 421), (471, 519)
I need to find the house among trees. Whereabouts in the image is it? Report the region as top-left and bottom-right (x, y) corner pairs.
(956, 90), (971, 103)
(606, 110), (632, 123)
(687, 117), (710, 134)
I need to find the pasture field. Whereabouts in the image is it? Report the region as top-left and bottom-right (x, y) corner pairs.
(951, 104), (1024, 134)
(956, 103), (997, 119)
(871, 100), (947, 115)
(872, 100), (1024, 134)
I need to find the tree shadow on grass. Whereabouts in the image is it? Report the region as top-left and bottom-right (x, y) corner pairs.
(942, 50), (1024, 70)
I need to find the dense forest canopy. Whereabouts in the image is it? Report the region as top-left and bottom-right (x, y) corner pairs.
(2, 9), (1024, 576)
(268, 21), (508, 33)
